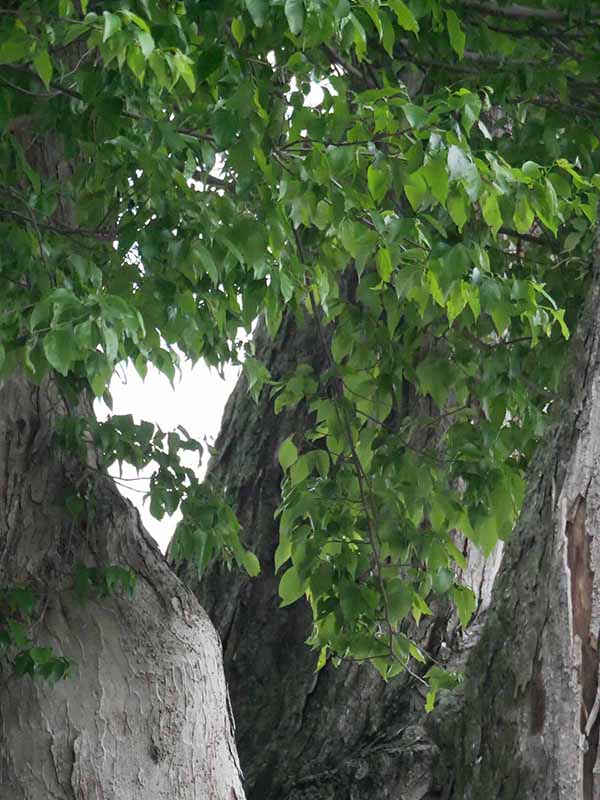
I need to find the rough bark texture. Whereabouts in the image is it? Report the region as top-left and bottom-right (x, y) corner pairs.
(184, 312), (499, 800)
(0, 374), (245, 799)
(444, 241), (600, 798)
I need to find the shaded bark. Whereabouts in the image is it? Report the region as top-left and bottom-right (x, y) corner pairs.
(447, 239), (600, 798)
(185, 312), (499, 800)
(0, 374), (245, 799)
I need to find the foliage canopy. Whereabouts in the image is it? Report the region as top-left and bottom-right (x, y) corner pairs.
(2, 0), (600, 698)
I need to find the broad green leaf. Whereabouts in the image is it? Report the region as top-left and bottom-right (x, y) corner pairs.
(387, 0), (419, 33)
(279, 437), (298, 470)
(351, 14), (367, 60)
(404, 170), (427, 211)
(231, 17), (246, 45)
(242, 551), (261, 577)
(403, 104), (428, 129)
(127, 46), (146, 83)
(387, 579), (412, 626)
(274, 531), (292, 572)
(452, 585), (476, 628)
(532, 178), (559, 235)
(285, 0), (304, 35)
(447, 190), (468, 230)
(447, 146), (480, 200)
(481, 191), (502, 237)
(368, 164), (391, 203)
(0, 35), (29, 65)
(172, 52), (196, 92)
(376, 248), (393, 282)
(513, 193), (534, 234)
(279, 565), (305, 606)
(446, 10), (466, 59)
(246, 0), (268, 26)
(135, 30), (155, 58)
(103, 11), (122, 42)
(43, 330), (76, 376)
(120, 11), (150, 31)
(422, 156), (449, 204)
(33, 49), (53, 88)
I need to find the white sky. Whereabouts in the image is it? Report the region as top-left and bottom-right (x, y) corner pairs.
(96, 362), (240, 551)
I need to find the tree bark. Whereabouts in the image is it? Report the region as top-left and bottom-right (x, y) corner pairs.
(446, 238), (600, 798)
(0, 373), (245, 799)
(185, 312), (500, 800)
(1, 68), (245, 797)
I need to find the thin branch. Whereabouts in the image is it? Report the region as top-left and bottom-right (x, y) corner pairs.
(459, 0), (594, 22)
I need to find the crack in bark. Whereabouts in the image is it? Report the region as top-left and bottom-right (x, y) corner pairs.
(566, 495), (599, 800)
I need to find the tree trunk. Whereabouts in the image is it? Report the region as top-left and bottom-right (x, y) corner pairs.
(185, 312), (499, 800)
(447, 240), (600, 798)
(188, 241), (600, 798)
(1, 67), (245, 796)
(0, 373), (245, 799)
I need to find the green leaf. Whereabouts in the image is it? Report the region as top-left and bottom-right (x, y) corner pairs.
(103, 11), (122, 42)
(244, 357), (271, 402)
(172, 52), (196, 92)
(446, 10), (466, 59)
(551, 308), (570, 340)
(447, 146), (480, 200)
(368, 164), (391, 203)
(120, 10), (150, 31)
(376, 248), (393, 282)
(452, 585), (476, 628)
(279, 565), (305, 607)
(135, 30), (155, 58)
(387, 579), (412, 626)
(403, 104), (428, 129)
(193, 242), (219, 283)
(127, 46), (146, 83)
(387, 0), (419, 33)
(285, 0), (304, 35)
(278, 437), (299, 470)
(246, 0), (268, 26)
(33, 49), (53, 88)
(242, 551), (261, 577)
(447, 189), (468, 230)
(481, 191), (502, 237)
(0, 34), (29, 65)
(404, 170), (427, 211)
(532, 178), (559, 235)
(513, 193), (534, 234)
(422, 156), (449, 205)
(231, 16), (246, 45)
(43, 330), (76, 376)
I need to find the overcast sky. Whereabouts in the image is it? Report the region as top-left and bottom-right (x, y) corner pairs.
(96, 361), (240, 552)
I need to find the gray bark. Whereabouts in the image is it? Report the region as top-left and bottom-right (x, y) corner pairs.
(0, 373), (245, 799)
(447, 240), (600, 798)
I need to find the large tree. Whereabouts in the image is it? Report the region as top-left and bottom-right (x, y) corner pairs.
(2, 1), (600, 798)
